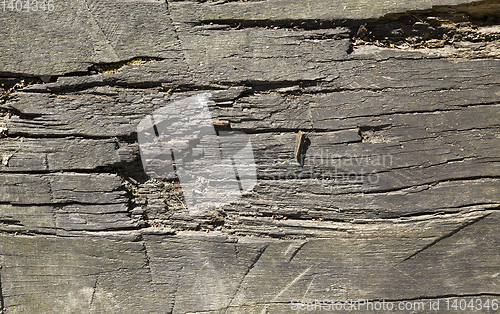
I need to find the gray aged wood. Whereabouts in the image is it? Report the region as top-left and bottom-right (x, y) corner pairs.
(0, 137), (134, 172)
(0, 0), (499, 312)
(0, 211), (497, 313)
(169, 0), (479, 23)
(0, 0), (180, 76)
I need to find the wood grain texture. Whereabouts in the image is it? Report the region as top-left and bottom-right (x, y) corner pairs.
(0, 0), (499, 312)
(0, 211), (497, 313)
(0, 137), (134, 172)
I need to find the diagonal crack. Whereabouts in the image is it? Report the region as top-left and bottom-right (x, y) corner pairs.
(260, 265), (313, 314)
(285, 241), (308, 263)
(142, 241), (154, 283)
(223, 243), (269, 313)
(168, 265), (182, 314)
(89, 275), (99, 309)
(400, 213), (492, 263)
(165, 0), (192, 77)
(82, 0), (120, 62)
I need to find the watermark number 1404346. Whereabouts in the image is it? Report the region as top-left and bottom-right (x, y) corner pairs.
(2, 0), (54, 12)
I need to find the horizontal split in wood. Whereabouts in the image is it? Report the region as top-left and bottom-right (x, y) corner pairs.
(0, 173), (127, 205)
(224, 178), (500, 220)
(4, 58), (499, 136)
(0, 137), (135, 172)
(0, 204), (143, 234)
(169, 0), (483, 28)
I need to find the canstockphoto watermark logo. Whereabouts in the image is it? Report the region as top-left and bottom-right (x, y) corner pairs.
(137, 93), (257, 215)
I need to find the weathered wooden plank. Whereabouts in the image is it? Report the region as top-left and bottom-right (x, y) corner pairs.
(250, 126), (499, 174)
(223, 207), (496, 238)
(0, 0), (482, 77)
(0, 174), (52, 204)
(3, 89), (312, 136)
(6, 56), (499, 137)
(81, 0), (178, 60)
(0, 170), (138, 233)
(0, 211), (496, 313)
(248, 111), (500, 182)
(2, 96), (497, 225)
(0, 0), (180, 76)
(0, 0), (498, 312)
(133, 106), (499, 222)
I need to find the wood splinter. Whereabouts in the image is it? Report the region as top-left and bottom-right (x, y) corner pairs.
(212, 120), (230, 128)
(294, 130), (307, 164)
